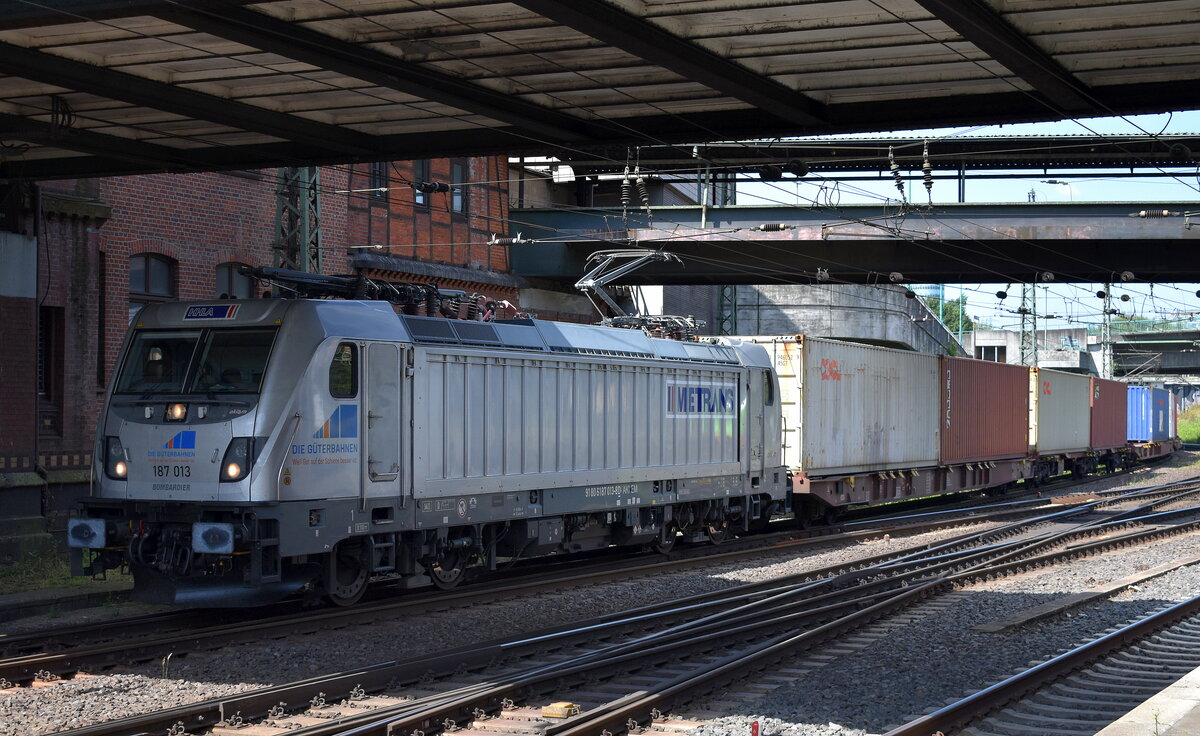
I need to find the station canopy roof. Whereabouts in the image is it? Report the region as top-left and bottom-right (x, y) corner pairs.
(1, 0), (1198, 181)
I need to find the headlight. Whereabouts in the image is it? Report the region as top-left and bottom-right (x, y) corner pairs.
(165, 403), (188, 422)
(104, 437), (127, 480)
(192, 522), (234, 554)
(220, 437), (265, 482)
(67, 518), (106, 549)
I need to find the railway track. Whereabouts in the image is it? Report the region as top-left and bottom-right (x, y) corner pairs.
(0, 483), (1107, 678)
(31, 481), (1200, 736)
(0, 503), (1025, 687)
(3, 466), (1182, 672)
(2, 473), (1190, 686)
(887, 594), (1200, 736)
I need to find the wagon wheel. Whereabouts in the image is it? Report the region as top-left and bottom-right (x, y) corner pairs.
(822, 507), (841, 528)
(326, 540), (369, 607)
(427, 549), (470, 590)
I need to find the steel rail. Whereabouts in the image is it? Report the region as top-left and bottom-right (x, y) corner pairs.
(2, 506), (1011, 687)
(1, 489), (1085, 682)
(6, 477), (1190, 691)
(7, 468), (1177, 662)
(882, 593), (1200, 736)
(504, 509), (1200, 736)
(277, 498), (1200, 736)
(39, 492), (1200, 736)
(22, 508), (1073, 735)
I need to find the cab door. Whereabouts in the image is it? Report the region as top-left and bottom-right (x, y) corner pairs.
(362, 342), (402, 507)
(748, 369), (768, 481)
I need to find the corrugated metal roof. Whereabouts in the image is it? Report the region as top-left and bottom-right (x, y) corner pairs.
(0, 0), (1197, 180)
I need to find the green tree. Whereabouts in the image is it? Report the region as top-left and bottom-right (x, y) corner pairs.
(922, 295), (979, 333)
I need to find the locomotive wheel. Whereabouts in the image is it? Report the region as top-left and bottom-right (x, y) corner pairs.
(651, 525), (679, 555)
(705, 519), (730, 545)
(326, 541), (369, 607)
(427, 550), (469, 590)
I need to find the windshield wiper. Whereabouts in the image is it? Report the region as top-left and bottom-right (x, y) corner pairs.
(139, 382), (171, 400)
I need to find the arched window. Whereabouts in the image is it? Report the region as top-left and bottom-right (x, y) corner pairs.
(216, 262), (255, 299)
(129, 253), (176, 323)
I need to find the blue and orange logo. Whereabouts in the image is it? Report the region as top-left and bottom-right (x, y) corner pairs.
(165, 431), (196, 449)
(315, 405), (358, 439)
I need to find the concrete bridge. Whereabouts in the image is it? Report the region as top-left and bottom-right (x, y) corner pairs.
(1116, 331), (1200, 376)
(511, 203), (1200, 285)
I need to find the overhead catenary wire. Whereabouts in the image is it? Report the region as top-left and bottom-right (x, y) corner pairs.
(863, 0), (1200, 197)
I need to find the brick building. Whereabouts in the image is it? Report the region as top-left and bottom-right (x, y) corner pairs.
(0, 156), (521, 559)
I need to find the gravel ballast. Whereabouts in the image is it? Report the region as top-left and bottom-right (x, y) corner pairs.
(688, 454), (1200, 736)
(3, 453), (1199, 736)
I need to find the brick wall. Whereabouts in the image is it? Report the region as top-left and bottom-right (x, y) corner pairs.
(346, 158), (510, 274)
(0, 295), (36, 466)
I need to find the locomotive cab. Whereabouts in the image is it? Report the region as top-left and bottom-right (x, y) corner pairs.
(100, 319), (275, 502)
(71, 294), (421, 606)
(73, 300), (314, 604)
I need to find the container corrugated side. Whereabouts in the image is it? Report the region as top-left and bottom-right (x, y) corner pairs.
(940, 357), (1029, 464)
(1090, 377), (1128, 450)
(1150, 387), (1172, 442)
(1127, 386), (1152, 442)
(750, 336), (939, 476)
(1031, 368), (1091, 455)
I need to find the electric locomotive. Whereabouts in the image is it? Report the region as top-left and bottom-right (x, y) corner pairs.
(68, 268), (788, 606)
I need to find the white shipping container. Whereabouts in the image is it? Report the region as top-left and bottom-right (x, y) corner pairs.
(1029, 368), (1091, 455)
(744, 337), (940, 476)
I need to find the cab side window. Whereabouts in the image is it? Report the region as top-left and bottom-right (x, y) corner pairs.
(762, 370), (774, 405)
(329, 343), (358, 397)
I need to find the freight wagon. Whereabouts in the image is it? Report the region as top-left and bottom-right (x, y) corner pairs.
(744, 337), (1177, 521)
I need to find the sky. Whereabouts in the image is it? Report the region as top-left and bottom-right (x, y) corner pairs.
(735, 109), (1200, 334)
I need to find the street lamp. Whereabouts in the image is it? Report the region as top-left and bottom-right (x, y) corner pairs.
(1040, 179), (1074, 201)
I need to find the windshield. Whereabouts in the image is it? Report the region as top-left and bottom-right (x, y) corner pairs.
(115, 330), (201, 394)
(114, 328), (277, 395)
(188, 329), (276, 393)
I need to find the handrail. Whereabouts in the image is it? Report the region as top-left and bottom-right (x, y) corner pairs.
(275, 412), (302, 502)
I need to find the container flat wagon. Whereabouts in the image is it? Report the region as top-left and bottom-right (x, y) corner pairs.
(742, 336), (1177, 520)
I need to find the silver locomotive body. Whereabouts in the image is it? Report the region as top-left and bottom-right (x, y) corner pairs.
(70, 299), (786, 605)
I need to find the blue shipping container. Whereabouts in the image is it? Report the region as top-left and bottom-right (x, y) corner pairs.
(1127, 386), (1172, 442)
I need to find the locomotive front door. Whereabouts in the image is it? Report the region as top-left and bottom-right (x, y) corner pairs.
(362, 342), (402, 507)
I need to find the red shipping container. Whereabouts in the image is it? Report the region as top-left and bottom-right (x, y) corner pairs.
(1090, 377), (1128, 450)
(940, 357), (1030, 464)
